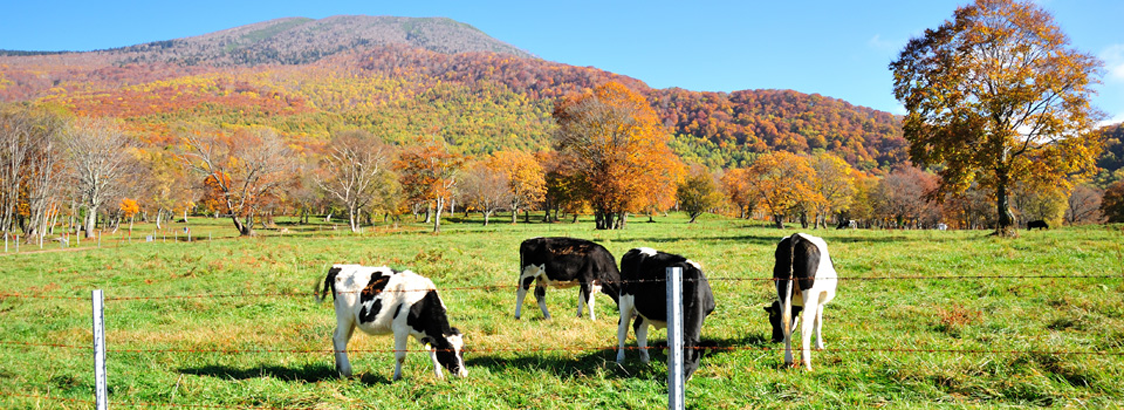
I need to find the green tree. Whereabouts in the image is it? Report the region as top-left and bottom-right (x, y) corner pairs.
(677, 166), (723, 223)
(890, 0), (1104, 237)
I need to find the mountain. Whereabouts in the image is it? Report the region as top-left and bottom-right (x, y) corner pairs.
(0, 15), (906, 171)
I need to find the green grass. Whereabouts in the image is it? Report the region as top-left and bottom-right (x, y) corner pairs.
(1, 214), (1122, 409)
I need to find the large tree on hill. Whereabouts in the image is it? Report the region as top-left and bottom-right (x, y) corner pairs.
(890, 0), (1104, 237)
(176, 125), (295, 237)
(553, 81), (682, 230)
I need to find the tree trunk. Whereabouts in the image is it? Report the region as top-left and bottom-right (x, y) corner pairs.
(483, 211), (490, 226)
(84, 207), (98, 238)
(232, 214), (252, 236)
(433, 199), (443, 233)
(995, 168), (1017, 237)
(348, 206), (360, 233)
(512, 207), (518, 224)
(773, 213), (785, 229)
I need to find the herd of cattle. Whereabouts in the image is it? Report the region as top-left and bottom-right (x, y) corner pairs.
(317, 234), (838, 382)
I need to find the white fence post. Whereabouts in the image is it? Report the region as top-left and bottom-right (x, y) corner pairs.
(92, 289), (108, 410)
(667, 266), (684, 410)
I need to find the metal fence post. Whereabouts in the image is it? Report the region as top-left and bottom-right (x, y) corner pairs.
(667, 266), (684, 410)
(92, 289), (108, 410)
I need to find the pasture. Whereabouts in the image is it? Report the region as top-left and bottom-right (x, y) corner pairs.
(1, 215), (1122, 409)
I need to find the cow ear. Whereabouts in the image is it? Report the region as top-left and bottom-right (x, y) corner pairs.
(421, 336), (435, 349)
(450, 327), (461, 336)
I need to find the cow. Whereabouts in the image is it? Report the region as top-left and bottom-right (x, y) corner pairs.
(516, 237), (621, 321)
(836, 219), (857, 230)
(318, 264), (467, 381)
(616, 247), (715, 381)
(1028, 220), (1049, 230)
(771, 233), (837, 370)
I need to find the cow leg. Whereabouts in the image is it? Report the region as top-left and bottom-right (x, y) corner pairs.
(392, 331), (410, 381)
(782, 322), (795, 368)
(635, 317), (651, 363)
(332, 321), (355, 378)
(578, 283), (597, 320)
(814, 304), (825, 350)
(535, 281), (551, 320)
(514, 274), (535, 320)
(800, 298), (818, 371)
(616, 295), (635, 363)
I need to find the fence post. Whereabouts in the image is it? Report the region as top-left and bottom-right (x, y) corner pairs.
(667, 266), (684, 410)
(92, 289), (108, 410)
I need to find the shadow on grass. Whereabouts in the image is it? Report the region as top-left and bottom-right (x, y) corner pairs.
(464, 332), (777, 380)
(179, 363), (391, 385)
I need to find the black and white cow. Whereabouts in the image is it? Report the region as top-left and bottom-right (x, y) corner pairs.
(616, 248), (715, 381)
(771, 233), (837, 370)
(516, 237), (621, 320)
(318, 264), (467, 381)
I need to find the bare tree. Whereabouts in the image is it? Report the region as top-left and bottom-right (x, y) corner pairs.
(60, 118), (135, 238)
(458, 161), (512, 226)
(315, 130), (393, 232)
(176, 125), (295, 236)
(1064, 184), (1103, 225)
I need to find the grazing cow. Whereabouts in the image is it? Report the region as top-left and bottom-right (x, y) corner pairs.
(616, 248), (715, 381)
(318, 264), (467, 381)
(516, 237), (621, 320)
(1028, 220), (1049, 230)
(836, 219), (857, 230)
(772, 233), (837, 370)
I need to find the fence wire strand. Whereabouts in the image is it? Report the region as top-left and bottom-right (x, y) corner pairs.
(4, 340), (1121, 357)
(1, 273), (1119, 301)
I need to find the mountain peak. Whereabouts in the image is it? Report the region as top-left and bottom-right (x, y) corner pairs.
(114, 15), (533, 66)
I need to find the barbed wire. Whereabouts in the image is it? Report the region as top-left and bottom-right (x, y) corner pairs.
(1, 273), (1118, 301)
(0, 390), (283, 409)
(4, 340), (1121, 357)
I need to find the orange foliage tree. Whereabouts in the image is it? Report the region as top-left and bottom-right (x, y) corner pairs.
(394, 140), (464, 233)
(748, 151), (819, 229)
(486, 150), (545, 223)
(809, 152), (856, 229)
(553, 81), (683, 229)
(890, 0), (1105, 237)
(721, 167), (756, 219)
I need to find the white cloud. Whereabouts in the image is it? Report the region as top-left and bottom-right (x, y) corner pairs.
(1101, 44), (1124, 82)
(867, 34), (900, 53)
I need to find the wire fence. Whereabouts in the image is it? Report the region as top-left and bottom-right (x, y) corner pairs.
(1, 273), (1120, 301)
(2, 273), (1121, 409)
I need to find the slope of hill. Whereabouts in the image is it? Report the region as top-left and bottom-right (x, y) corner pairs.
(0, 15), (907, 171)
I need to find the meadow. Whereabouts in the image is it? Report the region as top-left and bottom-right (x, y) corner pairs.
(1, 214), (1122, 409)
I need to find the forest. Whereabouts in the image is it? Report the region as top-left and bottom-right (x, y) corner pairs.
(1, 14), (1121, 241)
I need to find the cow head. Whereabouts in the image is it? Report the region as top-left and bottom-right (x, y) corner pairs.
(424, 328), (467, 378)
(764, 301), (803, 343)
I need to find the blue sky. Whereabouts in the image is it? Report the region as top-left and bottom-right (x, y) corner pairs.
(2, 0), (1122, 123)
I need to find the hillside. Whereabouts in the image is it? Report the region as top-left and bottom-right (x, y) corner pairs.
(0, 15), (907, 170)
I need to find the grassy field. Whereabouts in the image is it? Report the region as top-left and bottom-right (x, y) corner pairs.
(1, 214), (1122, 409)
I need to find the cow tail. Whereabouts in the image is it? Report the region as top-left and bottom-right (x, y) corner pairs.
(317, 266), (339, 303)
(782, 235), (796, 341)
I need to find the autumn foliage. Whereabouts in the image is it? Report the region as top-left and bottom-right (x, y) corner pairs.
(553, 82), (683, 229)
(891, 0), (1104, 236)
